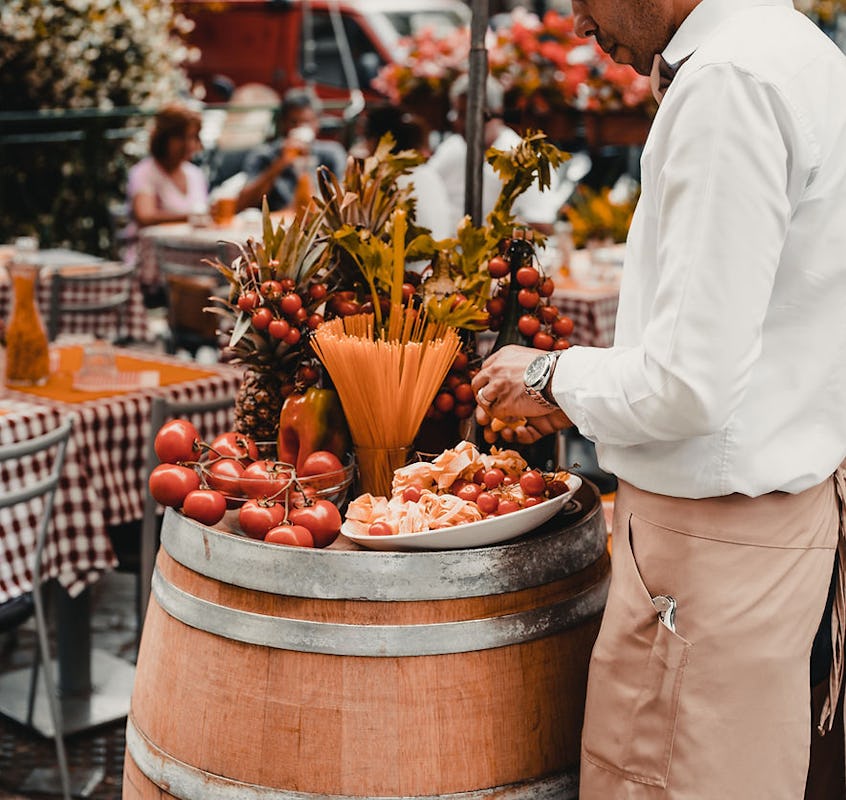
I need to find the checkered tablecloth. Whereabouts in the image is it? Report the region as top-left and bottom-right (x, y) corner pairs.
(0, 266), (151, 343)
(0, 352), (244, 603)
(137, 219), (262, 290)
(551, 251), (620, 348)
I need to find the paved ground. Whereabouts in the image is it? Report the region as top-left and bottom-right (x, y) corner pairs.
(0, 570), (137, 799)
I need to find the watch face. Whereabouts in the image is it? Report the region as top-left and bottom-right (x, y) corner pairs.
(525, 355), (550, 388)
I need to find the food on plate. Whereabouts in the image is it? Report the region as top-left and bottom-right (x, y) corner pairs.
(345, 441), (571, 537)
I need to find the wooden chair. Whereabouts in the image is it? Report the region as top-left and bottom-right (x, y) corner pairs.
(154, 240), (227, 356)
(47, 261), (136, 343)
(0, 417), (74, 800)
(137, 395), (235, 637)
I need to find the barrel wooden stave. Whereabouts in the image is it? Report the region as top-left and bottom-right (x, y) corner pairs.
(125, 481), (608, 799)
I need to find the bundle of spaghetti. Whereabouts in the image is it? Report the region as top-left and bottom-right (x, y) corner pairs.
(311, 305), (461, 495)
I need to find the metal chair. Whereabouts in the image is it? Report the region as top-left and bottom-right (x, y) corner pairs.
(138, 395), (235, 635)
(47, 261), (136, 343)
(0, 416), (74, 800)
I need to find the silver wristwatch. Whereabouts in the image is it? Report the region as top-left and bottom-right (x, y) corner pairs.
(523, 351), (560, 410)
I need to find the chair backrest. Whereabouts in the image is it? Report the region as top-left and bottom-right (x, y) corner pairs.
(138, 395), (236, 627)
(47, 262), (136, 342)
(0, 416), (74, 586)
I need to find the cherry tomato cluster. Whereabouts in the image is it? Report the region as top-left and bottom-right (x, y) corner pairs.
(426, 349), (479, 423)
(148, 418), (347, 548)
(368, 467), (571, 536)
(235, 263), (328, 346)
(485, 252), (575, 351)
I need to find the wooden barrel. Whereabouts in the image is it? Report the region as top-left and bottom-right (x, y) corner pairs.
(123, 480), (610, 799)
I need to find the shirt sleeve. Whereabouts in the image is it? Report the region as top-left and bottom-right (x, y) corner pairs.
(553, 63), (795, 446)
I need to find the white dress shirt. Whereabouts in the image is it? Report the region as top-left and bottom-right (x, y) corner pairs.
(553, 0), (846, 498)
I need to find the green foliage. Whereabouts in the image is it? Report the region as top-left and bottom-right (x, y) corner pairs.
(0, 1), (195, 253)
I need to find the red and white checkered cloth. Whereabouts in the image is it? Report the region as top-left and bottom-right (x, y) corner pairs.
(0, 354), (243, 603)
(553, 290), (619, 348)
(0, 270), (151, 343)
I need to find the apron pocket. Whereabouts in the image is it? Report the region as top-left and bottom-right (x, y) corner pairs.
(582, 513), (691, 787)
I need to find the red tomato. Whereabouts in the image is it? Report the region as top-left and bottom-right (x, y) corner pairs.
(532, 331), (554, 351)
(539, 277), (555, 297)
(539, 304), (559, 323)
(520, 470), (547, 497)
(472, 468), (486, 484)
(280, 293), (303, 315)
(402, 485), (422, 503)
(454, 402), (474, 419)
(149, 464), (201, 508)
(204, 458), (245, 495)
(208, 432), (259, 464)
(517, 289), (540, 309)
(307, 313), (324, 330)
(284, 328), (302, 346)
(453, 383), (474, 404)
(552, 316), (575, 337)
(182, 489), (227, 526)
(299, 450), (344, 477)
(517, 314), (541, 337)
(523, 496), (543, 507)
(515, 265), (539, 288)
(486, 296), (506, 317)
(309, 283), (328, 301)
(483, 468), (505, 489)
(268, 318), (291, 340)
(154, 419), (201, 464)
(265, 524), (314, 547)
(238, 500), (286, 539)
(237, 291), (259, 312)
(554, 338), (571, 351)
(288, 499), (342, 548)
(452, 351), (469, 372)
(368, 521), (394, 537)
(487, 255), (509, 278)
(476, 492), (499, 515)
(434, 392), (455, 414)
(252, 307), (273, 330)
(496, 500), (521, 516)
(455, 482), (482, 503)
(240, 460), (291, 500)
(260, 280), (283, 298)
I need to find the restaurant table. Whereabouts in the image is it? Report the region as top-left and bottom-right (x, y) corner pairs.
(0, 345), (243, 737)
(0, 248), (151, 342)
(137, 212), (268, 293)
(551, 249), (621, 348)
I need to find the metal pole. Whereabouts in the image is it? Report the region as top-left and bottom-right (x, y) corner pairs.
(465, 0), (489, 227)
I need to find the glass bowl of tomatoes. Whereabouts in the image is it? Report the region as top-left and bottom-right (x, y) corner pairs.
(199, 450), (355, 510)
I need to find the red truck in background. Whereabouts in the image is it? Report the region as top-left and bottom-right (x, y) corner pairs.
(175, 0), (470, 112)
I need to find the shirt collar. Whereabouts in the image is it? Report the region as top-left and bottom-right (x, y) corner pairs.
(662, 0), (792, 67)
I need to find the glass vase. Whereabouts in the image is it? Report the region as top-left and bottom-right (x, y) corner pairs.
(4, 262), (49, 387)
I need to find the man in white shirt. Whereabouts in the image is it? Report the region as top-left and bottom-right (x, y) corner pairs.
(428, 74), (563, 232)
(471, 1), (846, 797)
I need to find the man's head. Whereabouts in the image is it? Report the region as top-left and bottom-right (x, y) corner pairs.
(277, 88), (322, 137)
(571, 0), (693, 75)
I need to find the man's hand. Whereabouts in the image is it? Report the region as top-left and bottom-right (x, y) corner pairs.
(472, 344), (574, 444)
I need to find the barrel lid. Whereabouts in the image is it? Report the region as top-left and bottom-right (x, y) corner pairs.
(161, 481), (607, 601)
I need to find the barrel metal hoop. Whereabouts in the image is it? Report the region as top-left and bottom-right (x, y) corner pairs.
(152, 568), (610, 657)
(160, 503), (607, 601)
(126, 714), (579, 800)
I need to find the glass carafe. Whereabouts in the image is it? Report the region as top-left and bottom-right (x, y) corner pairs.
(5, 262), (49, 386)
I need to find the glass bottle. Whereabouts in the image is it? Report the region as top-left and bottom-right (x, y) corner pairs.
(5, 261), (50, 386)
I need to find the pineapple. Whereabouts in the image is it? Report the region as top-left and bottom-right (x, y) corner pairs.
(206, 200), (334, 446)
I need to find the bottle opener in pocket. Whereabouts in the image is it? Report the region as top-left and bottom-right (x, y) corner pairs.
(652, 594), (677, 633)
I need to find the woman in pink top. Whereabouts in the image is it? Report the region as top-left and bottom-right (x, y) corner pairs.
(127, 102), (208, 229)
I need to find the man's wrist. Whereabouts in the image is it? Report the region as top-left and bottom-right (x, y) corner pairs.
(541, 353), (559, 404)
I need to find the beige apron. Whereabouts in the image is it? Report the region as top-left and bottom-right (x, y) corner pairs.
(579, 470), (843, 799)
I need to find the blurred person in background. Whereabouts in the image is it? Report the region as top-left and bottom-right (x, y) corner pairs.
(127, 102), (208, 230)
(236, 88), (348, 213)
(363, 107), (454, 242)
(429, 73), (562, 233)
